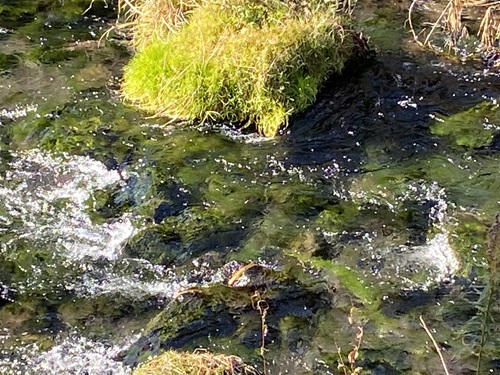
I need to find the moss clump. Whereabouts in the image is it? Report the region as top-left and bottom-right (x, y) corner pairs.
(133, 350), (258, 375)
(430, 101), (500, 149)
(121, 0), (355, 137)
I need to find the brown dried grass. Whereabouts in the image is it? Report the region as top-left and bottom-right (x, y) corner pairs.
(133, 350), (260, 375)
(409, 0), (500, 49)
(118, 0), (201, 50)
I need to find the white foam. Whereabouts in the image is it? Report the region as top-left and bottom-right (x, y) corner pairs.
(0, 149), (137, 260)
(0, 332), (135, 374)
(408, 232), (460, 282)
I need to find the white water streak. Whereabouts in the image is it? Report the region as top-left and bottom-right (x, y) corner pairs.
(0, 149), (136, 260)
(0, 332), (135, 375)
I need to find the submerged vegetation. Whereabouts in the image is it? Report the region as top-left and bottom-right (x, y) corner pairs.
(3, 0), (500, 373)
(120, 0), (356, 137)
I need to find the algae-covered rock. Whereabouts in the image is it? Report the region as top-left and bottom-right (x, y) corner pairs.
(124, 262), (331, 367)
(431, 101), (500, 149)
(121, 0), (356, 137)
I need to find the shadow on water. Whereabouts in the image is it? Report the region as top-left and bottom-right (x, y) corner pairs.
(286, 53), (498, 167)
(1, 1), (500, 374)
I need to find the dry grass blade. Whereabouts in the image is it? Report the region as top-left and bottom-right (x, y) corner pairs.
(478, 6), (497, 47)
(423, 0), (453, 46)
(408, 0), (425, 46)
(419, 316), (451, 375)
(133, 350), (260, 375)
(227, 262), (256, 287)
(118, 0), (202, 49)
(447, 0), (463, 42)
(409, 0), (500, 49)
(122, 0), (145, 16)
(251, 291), (269, 374)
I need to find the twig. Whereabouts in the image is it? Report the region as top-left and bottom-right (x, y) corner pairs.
(423, 0), (453, 46)
(252, 291), (269, 375)
(408, 0), (424, 46)
(419, 316), (451, 375)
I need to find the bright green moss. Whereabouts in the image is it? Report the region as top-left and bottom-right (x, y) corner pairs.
(431, 101), (500, 149)
(121, 0), (355, 137)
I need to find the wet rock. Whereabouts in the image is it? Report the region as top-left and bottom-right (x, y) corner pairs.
(380, 286), (450, 317)
(186, 227), (247, 257)
(153, 201), (182, 223)
(123, 295), (238, 366)
(366, 362), (398, 375)
(153, 181), (190, 224)
(124, 264), (331, 368)
(124, 228), (183, 266)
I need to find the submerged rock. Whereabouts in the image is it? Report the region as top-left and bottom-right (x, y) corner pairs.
(123, 262), (332, 368)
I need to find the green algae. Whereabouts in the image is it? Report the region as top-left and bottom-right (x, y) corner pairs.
(449, 213), (489, 272)
(431, 101), (500, 149)
(2, 1), (500, 372)
(357, 6), (407, 52)
(0, 53), (18, 72)
(312, 259), (380, 309)
(234, 208), (299, 261)
(125, 226), (183, 266)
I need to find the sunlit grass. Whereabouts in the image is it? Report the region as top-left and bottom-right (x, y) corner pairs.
(132, 350), (258, 375)
(120, 0), (355, 137)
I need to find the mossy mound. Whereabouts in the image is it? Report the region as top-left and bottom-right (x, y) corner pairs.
(121, 0), (355, 137)
(430, 101), (500, 149)
(133, 350), (258, 375)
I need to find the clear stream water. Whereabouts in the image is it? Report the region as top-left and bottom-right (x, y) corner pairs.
(0, 1), (500, 374)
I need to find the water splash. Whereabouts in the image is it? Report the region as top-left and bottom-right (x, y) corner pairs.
(0, 104), (38, 124)
(0, 331), (135, 375)
(337, 179), (459, 288)
(0, 148), (137, 260)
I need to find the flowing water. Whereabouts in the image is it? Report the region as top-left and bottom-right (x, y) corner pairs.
(0, 1), (500, 374)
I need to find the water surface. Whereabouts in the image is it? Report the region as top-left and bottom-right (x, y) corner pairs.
(1, 1), (500, 374)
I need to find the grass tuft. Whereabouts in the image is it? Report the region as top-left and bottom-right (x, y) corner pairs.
(132, 349), (259, 375)
(120, 0), (355, 137)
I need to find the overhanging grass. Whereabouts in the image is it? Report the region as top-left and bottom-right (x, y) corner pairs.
(121, 0), (355, 137)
